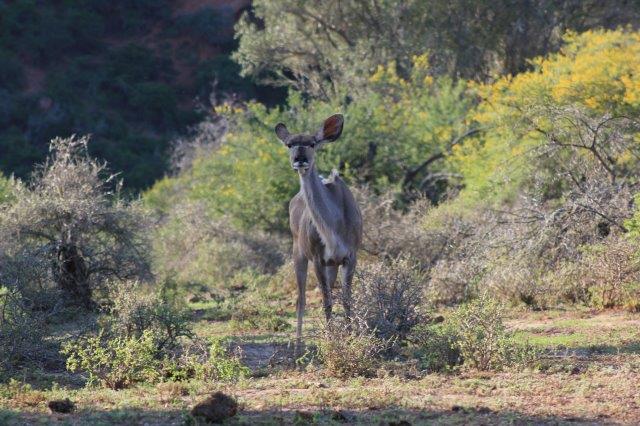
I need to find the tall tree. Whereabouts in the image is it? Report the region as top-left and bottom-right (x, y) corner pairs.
(234, 0), (640, 99)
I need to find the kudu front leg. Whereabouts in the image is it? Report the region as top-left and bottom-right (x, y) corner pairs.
(293, 253), (308, 358)
(341, 254), (356, 323)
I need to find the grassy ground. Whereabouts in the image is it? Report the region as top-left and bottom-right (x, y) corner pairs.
(2, 288), (640, 425)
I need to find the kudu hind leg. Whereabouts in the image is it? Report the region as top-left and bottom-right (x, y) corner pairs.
(313, 258), (334, 321)
(293, 253), (308, 357)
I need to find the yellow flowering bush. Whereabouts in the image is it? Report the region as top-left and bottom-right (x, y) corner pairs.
(451, 29), (640, 205)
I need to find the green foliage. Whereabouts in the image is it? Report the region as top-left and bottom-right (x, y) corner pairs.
(171, 7), (233, 46)
(62, 330), (161, 389)
(411, 321), (461, 372)
(203, 338), (250, 382)
(449, 296), (539, 371)
(105, 281), (193, 351)
(63, 278), (247, 388)
(0, 50), (24, 91)
(0, 174), (16, 205)
(0, 379), (35, 399)
(151, 202), (285, 289)
(413, 297), (539, 372)
(0, 1), (276, 190)
(449, 297), (507, 370)
(162, 338), (249, 383)
(195, 55), (257, 99)
(190, 270), (291, 332)
(626, 194), (640, 238)
(229, 298), (291, 333)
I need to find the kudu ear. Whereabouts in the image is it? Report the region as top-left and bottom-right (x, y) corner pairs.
(315, 114), (344, 144)
(275, 123), (290, 144)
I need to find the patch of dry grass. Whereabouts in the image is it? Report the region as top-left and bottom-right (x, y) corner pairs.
(2, 309), (640, 425)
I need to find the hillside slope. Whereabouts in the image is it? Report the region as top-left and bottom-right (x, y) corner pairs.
(0, 0), (283, 189)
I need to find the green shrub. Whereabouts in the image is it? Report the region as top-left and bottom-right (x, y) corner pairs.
(449, 296), (538, 371)
(129, 82), (179, 126)
(411, 321), (461, 372)
(161, 338), (249, 383)
(62, 330), (161, 389)
(147, 58), (473, 232)
(105, 281), (193, 351)
(204, 338), (250, 381)
(412, 296), (538, 372)
(449, 296), (507, 370)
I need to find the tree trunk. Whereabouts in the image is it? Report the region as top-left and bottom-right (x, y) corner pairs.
(54, 244), (92, 309)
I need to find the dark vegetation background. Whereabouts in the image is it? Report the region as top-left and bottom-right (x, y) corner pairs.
(0, 0), (285, 189)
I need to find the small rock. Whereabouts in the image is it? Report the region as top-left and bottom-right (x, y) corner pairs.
(190, 391), (238, 423)
(388, 421), (412, 426)
(48, 398), (75, 413)
(451, 405), (464, 412)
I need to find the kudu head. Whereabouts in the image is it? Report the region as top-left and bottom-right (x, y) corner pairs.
(275, 114), (344, 176)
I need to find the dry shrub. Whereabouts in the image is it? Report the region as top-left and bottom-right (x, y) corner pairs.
(0, 287), (48, 375)
(423, 204), (493, 305)
(353, 187), (433, 265)
(352, 256), (425, 346)
(153, 201), (286, 291)
(424, 174), (638, 308)
(577, 236), (640, 311)
(317, 317), (385, 379)
(0, 136), (150, 309)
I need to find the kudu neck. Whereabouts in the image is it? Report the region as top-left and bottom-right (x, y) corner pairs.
(298, 164), (338, 226)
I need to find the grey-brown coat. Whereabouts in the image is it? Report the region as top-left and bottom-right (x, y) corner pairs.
(274, 114), (362, 354)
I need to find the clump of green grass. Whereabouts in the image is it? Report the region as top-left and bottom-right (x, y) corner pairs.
(414, 296), (539, 371)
